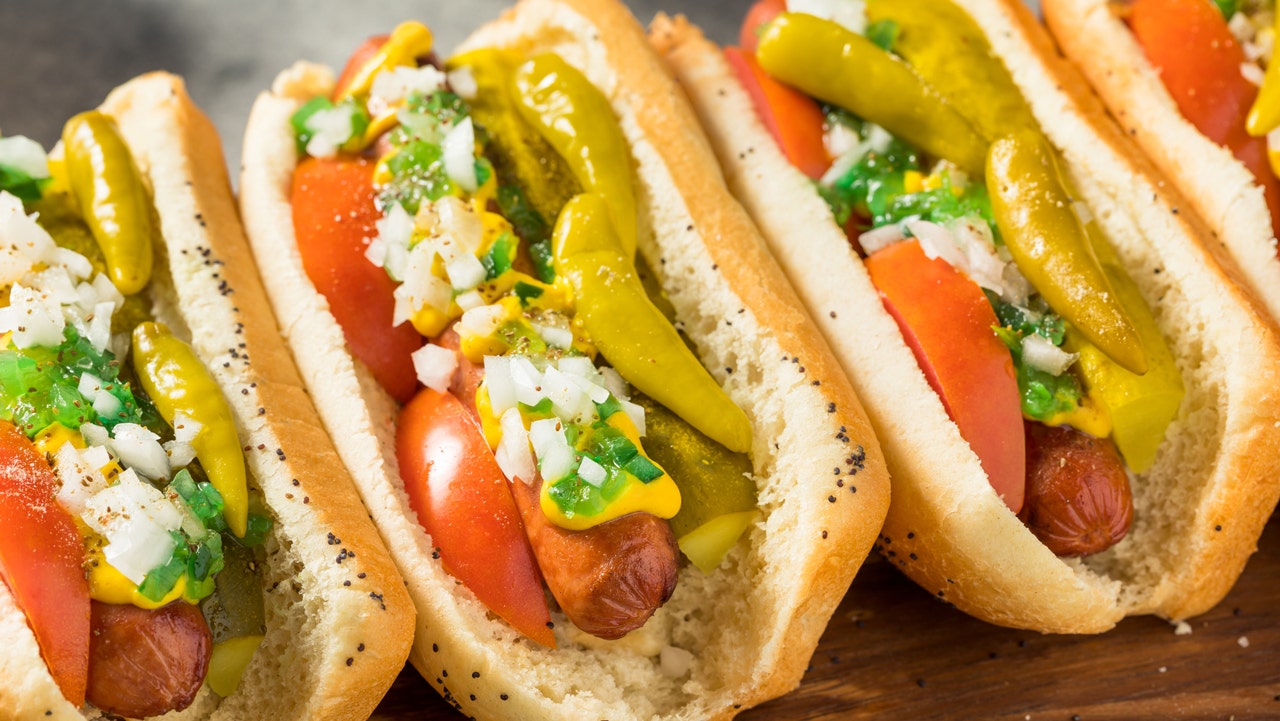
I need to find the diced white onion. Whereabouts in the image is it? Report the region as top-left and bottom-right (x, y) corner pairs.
(787, 0), (866, 35)
(565, 371), (610, 404)
(455, 289), (485, 311)
(865, 124), (894, 155)
(82, 469), (182, 583)
(542, 366), (594, 424)
(89, 272), (125, 309)
(442, 117), (479, 193)
(858, 224), (906, 256)
(0, 136), (50, 180)
(620, 399), (647, 437)
(394, 243), (451, 325)
(384, 241), (410, 282)
(821, 146), (864, 186)
(80, 423), (109, 447)
(528, 418), (566, 457)
(484, 356), (517, 414)
(53, 442), (109, 516)
(509, 356), (545, 407)
(304, 106), (357, 158)
(600, 367), (628, 401)
(458, 303), (506, 339)
(52, 247), (93, 281)
(411, 343), (459, 393)
(0, 192), (54, 285)
(1021, 334), (1079, 376)
(824, 121), (862, 159)
(494, 408), (535, 484)
(100, 514), (177, 584)
(445, 252), (486, 291)
(577, 456), (607, 487)
(164, 440), (197, 469)
(557, 356), (596, 379)
(538, 443), (577, 483)
(370, 65), (447, 105)
(372, 203), (415, 275)
(434, 195), (484, 256)
(1000, 264), (1035, 307)
(447, 66), (479, 100)
(535, 323), (574, 350)
(1242, 62), (1267, 87)
(172, 413), (202, 445)
(86, 300), (115, 352)
(111, 423), (171, 481)
(907, 220), (967, 271)
(1, 283), (66, 348)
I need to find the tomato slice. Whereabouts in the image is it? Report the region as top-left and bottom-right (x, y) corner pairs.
(292, 157), (423, 403)
(865, 240), (1026, 512)
(725, 47), (832, 180)
(396, 388), (554, 647)
(740, 0), (787, 54)
(332, 35), (390, 100)
(0, 422), (89, 706)
(1128, 0), (1280, 236)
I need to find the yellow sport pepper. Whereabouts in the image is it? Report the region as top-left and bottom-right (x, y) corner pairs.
(756, 12), (988, 176)
(865, 0), (1039, 142)
(131, 323), (248, 537)
(1061, 211), (1185, 473)
(552, 194), (752, 454)
(511, 53), (639, 258)
(61, 110), (153, 296)
(987, 131), (1148, 375)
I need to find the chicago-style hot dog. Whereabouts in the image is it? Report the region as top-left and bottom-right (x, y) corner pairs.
(238, 0), (891, 717)
(1043, 0), (1280, 323)
(0, 73), (413, 720)
(652, 0), (1280, 632)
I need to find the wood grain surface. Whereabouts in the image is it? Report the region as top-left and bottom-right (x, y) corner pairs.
(371, 516), (1280, 720)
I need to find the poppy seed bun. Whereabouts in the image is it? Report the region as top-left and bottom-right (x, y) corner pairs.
(651, 0), (1280, 633)
(238, 0), (891, 718)
(0, 73), (415, 720)
(1043, 0), (1280, 324)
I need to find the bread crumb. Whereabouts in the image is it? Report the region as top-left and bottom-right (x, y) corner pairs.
(1238, 636), (1250, 648)
(1172, 620), (1192, 635)
(1158, 666), (1167, 673)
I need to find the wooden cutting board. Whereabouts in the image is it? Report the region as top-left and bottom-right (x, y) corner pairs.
(371, 516), (1280, 720)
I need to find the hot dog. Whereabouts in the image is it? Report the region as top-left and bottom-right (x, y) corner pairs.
(1042, 0), (1280, 324)
(0, 73), (413, 719)
(652, 0), (1280, 633)
(238, 0), (891, 717)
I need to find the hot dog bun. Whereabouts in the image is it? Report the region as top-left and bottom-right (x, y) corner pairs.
(1042, 0), (1280, 324)
(238, 0), (891, 717)
(0, 72), (414, 720)
(651, 0), (1280, 633)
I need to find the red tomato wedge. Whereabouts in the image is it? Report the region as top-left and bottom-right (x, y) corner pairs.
(739, 0), (787, 54)
(292, 157), (423, 403)
(396, 388), (554, 647)
(725, 47), (831, 180)
(0, 422), (89, 706)
(865, 240), (1026, 513)
(1128, 0), (1280, 236)
(332, 35), (390, 100)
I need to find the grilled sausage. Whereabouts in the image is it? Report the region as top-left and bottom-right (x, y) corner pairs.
(1019, 421), (1133, 557)
(86, 600), (212, 717)
(510, 476), (679, 639)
